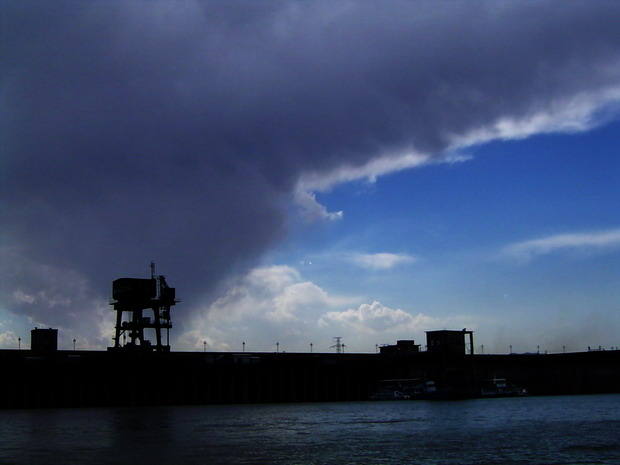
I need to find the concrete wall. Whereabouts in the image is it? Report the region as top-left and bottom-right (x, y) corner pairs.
(1, 349), (618, 408)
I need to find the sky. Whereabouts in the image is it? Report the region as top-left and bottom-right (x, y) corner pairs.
(1, 1), (619, 354)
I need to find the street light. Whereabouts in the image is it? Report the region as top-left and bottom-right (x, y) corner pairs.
(276, 342), (279, 353)
(243, 341), (245, 352)
(73, 338), (76, 351)
(310, 342), (313, 353)
(18, 337), (21, 350)
(203, 340), (206, 352)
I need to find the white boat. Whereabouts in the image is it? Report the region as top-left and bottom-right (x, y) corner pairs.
(480, 378), (527, 397)
(371, 379), (437, 400)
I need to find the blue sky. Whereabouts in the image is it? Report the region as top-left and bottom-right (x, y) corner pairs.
(252, 121), (620, 353)
(166, 119), (620, 355)
(1, 1), (619, 354)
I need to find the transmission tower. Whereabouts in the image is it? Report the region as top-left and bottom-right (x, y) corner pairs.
(331, 336), (345, 354)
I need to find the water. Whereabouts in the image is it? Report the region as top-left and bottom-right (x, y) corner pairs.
(2, 394), (620, 465)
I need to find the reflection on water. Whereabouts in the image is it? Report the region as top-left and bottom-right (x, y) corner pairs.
(2, 394), (620, 464)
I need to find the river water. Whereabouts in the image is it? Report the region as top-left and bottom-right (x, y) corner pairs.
(1, 394), (619, 465)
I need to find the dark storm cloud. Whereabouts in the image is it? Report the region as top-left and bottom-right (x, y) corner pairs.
(2, 1), (620, 341)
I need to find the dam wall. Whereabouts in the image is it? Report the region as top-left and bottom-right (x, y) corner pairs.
(1, 348), (619, 409)
(473, 350), (620, 396)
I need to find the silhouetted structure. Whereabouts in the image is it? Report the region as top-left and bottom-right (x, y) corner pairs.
(379, 340), (420, 355)
(110, 263), (177, 352)
(423, 330), (476, 398)
(426, 329), (474, 355)
(331, 337), (345, 354)
(30, 328), (58, 354)
(2, 274), (620, 409)
(1, 325), (620, 409)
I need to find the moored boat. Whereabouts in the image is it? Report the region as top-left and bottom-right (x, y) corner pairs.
(480, 378), (528, 397)
(371, 378), (437, 400)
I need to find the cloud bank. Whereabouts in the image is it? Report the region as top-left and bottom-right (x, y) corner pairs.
(177, 265), (357, 351)
(320, 301), (476, 350)
(176, 266), (472, 352)
(2, 1), (620, 342)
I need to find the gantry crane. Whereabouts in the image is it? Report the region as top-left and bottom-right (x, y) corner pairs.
(109, 263), (177, 352)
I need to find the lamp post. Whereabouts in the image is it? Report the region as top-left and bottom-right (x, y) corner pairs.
(481, 344), (484, 354)
(310, 343), (313, 353)
(509, 345), (512, 354)
(18, 337), (21, 350)
(276, 342), (279, 353)
(203, 340), (206, 352)
(73, 338), (76, 351)
(242, 341), (245, 352)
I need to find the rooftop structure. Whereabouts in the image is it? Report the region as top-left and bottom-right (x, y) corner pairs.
(379, 340), (420, 355)
(31, 328), (58, 354)
(426, 329), (474, 355)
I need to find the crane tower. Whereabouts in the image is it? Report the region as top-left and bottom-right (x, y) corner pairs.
(109, 263), (177, 352)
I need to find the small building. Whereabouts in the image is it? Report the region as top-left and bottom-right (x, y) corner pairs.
(31, 328), (58, 354)
(426, 330), (474, 355)
(379, 340), (420, 355)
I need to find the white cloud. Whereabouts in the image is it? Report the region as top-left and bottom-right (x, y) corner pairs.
(320, 301), (475, 337)
(177, 267), (480, 352)
(349, 252), (416, 270)
(206, 265), (351, 322)
(175, 265), (356, 351)
(176, 329), (228, 353)
(449, 87), (620, 149)
(298, 150), (431, 193)
(294, 151), (471, 222)
(269, 281), (330, 323)
(0, 330), (21, 349)
(294, 191), (343, 222)
(502, 228), (620, 261)
(293, 151), (460, 224)
(293, 88), (620, 225)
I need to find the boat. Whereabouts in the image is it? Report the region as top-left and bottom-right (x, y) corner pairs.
(480, 378), (528, 397)
(370, 378), (437, 400)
